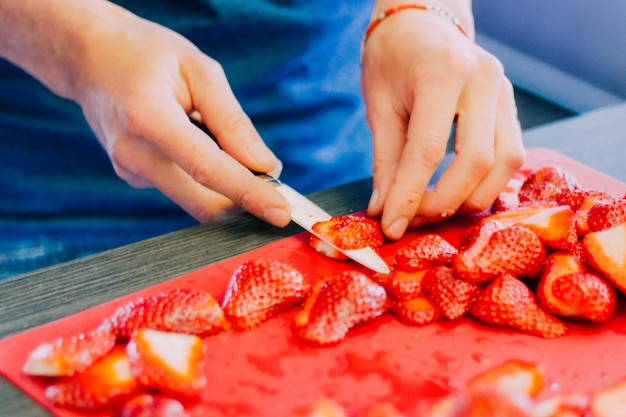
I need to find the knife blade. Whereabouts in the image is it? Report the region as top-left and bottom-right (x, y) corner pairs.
(190, 117), (391, 275)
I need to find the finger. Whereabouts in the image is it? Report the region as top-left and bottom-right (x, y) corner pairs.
(185, 57), (281, 176)
(364, 88), (406, 219)
(379, 72), (461, 240)
(458, 79), (525, 211)
(416, 53), (502, 220)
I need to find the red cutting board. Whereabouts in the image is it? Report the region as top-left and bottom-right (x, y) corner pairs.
(2, 148), (626, 417)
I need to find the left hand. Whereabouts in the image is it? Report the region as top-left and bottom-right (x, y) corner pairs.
(362, 5), (525, 240)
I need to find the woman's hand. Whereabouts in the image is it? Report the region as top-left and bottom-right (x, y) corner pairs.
(362, 2), (525, 240)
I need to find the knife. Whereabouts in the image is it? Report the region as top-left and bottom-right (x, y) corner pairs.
(190, 117), (391, 275)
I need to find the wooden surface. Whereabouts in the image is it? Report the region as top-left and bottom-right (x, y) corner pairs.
(1, 102), (625, 417)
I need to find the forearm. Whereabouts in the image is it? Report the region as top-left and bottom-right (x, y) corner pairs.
(0, 0), (134, 101)
(370, 0), (475, 40)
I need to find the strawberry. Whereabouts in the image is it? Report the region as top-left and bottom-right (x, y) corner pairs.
(551, 272), (616, 323)
(470, 274), (567, 338)
(391, 295), (441, 326)
(516, 205), (578, 251)
(484, 204), (557, 228)
(221, 259), (310, 329)
(386, 268), (427, 300)
(288, 399), (348, 417)
(294, 270), (390, 345)
(422, 266), (481, 320)
(590, 378), (626, 417)
(559, 189), (615, 235)
(586, 199), (626, 232)
(518, 166), (579, 206)
(23, 321), (116, 376)
(309, 215), (385, 260)
(126, 329), (207, 398)
(537, 252), (586, 312)
(491, 174), (527, 213)
(110, 288), (230, 341)
(393, 234), (458, 271)
(582, 223), (626, 294)
(45, 345), (138, 411)
(114, 393), (189, 417)
(455, 221), (546, 284)
(447, 390), (534, 417)
(465, 359), (544, 398)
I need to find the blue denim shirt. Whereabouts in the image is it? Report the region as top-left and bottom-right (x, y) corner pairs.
(0, 1), (373, 278)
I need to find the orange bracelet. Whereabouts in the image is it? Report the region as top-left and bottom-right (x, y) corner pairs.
(360, 4), (468, 64)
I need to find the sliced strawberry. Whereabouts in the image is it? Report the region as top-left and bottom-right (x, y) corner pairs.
(531, 393), (590, 417)
(221, 259), (310, 329)
(114, 393), (189, 417)
(465, 359), (544, 398)
(590, 378), (626, 417)
(516, 205), (578, 250)
(386, 268), (427, 300)
(491, 174), (527, 213)
(587, 199), (626, 232)
(126, 329), (207, 398)
(288, 399), (348, 417)
(455, 222), (546, 284)
(391, 295), (441, 326)
(582, 223), (626, 294)
(470, 274), (567, 338)
(482, 204), (557, 228)
(45, 345), (138, 411)
(393, 234), (458, 271)
(518, 166), (579, 206)
(559, 189), (615, 235)
(537, 252), (587, 316)
(110, 288), (230, 341)
(309, 215), (385, 260)
(447, 389), (534, 417)
(551, 273), (616, 323)
(23, 321), (116, 376)
(295, 270), (390, 345)
(422, 266), (481, 320)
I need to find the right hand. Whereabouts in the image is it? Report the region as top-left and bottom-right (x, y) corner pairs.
(62, 3), (291, 226)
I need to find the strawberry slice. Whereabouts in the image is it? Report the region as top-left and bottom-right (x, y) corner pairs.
(393, 234), (458, 271)
(516, 205), (578, 251)
(45, 345), (138, 411)
(110, 288), (230, 341)
(582, 223), (626, 294)
(537, 252), (586, 316)
(586, 199), (626, 232)
(309, 215), (385, 260)
(114, 393), (189, 417)
(559, 189), (615, 235)
(23, 321), (116, 376)
(455, 221), (546, 284)
(590, 378), (626, 417)
(470, 274), (567, 338)
(550, 272), (616, 323)
(422, 266), (481, 320)
(518, 166), (579, 206)
(491, 173), (527, 213)
(126, 329), (207, 398)
(221, 258), (310, 329)
(294, 270), (390, 345)
(531, 393), (590, 417)
(466, 359), (544, 398)
(386, 268), (428, 300)
(391, 296), (441, 326)
(288, 399), (348, 417)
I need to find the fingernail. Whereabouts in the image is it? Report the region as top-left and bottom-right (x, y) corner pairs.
(368, 188), (380, 211)
(388, 217), (409, 240)
(262, 206), (290, 227)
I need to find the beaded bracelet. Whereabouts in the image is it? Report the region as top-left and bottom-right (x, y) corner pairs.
(360, 4), (468, 65)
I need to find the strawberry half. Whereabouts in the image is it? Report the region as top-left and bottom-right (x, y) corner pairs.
(294, 270), (390, 345)
(516, 205), (578, 251)
(491, 173), (527, 213)
(23, 321), (116, 376)
(114, 393), (189, 417)
(518, 166), (579, 206)
(470, 274), (567, 338)
(559, 189), (615, 235)
(531, 393), (590, 417)
(221, 258), (310, 329)
(391, 296), (441, 326)
(45, 345), (138, 411)
(465, 359), (544, 398)
(455, 221), (547, 284)
(126, 329), (207, 398)
(309, 215), (385, 260)
(591, 378), (626, 417)
(422, 266), (481, 320)
(582, 223), (626, 294)
(393, 234), (458, 271)
(110, 288), (230, 341)
(586, 199), (626, 232)
(385, 268), (427, 300)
